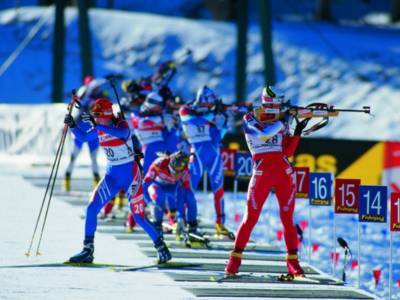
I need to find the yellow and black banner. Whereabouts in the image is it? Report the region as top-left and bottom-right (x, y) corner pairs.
(221, 134), (386, 191)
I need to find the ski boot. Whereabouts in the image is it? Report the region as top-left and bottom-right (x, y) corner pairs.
(92, 173), (100, 189)
(63, 172), (71, 192)
(154, 238), (172, 264)
(125, 213), (136, 233)
(215, 223), (235, 240)
(224, 248), (243, 276)
(186, 221), (210, 247)
(286, 251), (305, 277)
(68, 239), (94, 264)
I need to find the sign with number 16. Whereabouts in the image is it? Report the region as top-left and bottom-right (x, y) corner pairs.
(309, 173), (332, 206)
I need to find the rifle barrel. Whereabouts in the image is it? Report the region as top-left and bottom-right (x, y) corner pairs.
(293, 106), (370, 114)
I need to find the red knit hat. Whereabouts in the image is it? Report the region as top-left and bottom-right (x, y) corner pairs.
(91, 98), (113, 119)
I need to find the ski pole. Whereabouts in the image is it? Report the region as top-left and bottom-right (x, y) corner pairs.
(108, 78), (125, 120)
(108, 78), (144, 170)
(25, 90), (80, 257)
(35, 90), (80, 255)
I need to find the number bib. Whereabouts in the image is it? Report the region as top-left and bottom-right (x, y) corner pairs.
(99, 132), (134, 166)
(136, 129), (163, 144)
(183, 123), (211, 144)
(134, 115), (164, 145)
(245, 131), (283, 155)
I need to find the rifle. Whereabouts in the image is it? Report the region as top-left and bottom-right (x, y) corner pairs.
(286, 103), (371, 135)
(287, 102), (371, 118)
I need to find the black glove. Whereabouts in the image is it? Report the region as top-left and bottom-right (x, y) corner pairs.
(81, 112), (96, 127)
(213, 100), (224, 114)
(294, 118), (310, 136)
(134, 146), (144, 159)
(64, 114), (76, 128)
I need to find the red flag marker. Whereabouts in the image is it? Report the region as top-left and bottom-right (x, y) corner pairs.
(234, 213), (241, 224)
(373, 268), (382, 287)
(299, 220), (308, 231)
(312, 243), (319, 252)
(276, 230), (283, 241)
(330, 251), (340, 265)
(351, 260), (358, 270)
(396, 279), (400, 287)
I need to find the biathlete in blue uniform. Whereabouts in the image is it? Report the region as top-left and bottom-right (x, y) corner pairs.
(179, 86), (232, 237)
(64, 98), (171, 264)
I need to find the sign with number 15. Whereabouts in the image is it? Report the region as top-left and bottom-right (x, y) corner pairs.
(390, 193), (400, 231)
(335, 179), (360, 214)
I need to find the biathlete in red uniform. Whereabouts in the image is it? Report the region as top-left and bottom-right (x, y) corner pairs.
(225, 86), (308, 277)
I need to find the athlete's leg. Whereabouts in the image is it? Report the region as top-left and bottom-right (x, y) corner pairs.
(65, 138), (83, 175)
(64, 138), (83, 191)
(189, 150), (203, 190)
(126, 162), (160, 242)
(207, 146), (225, 225)
(149, 183), (167, 235)
(165, 185), (178, 224)
(274, 159), (304, 276)
(183, 188), (197, 223)
(84, 173), (119, 238)
(274, 162), (298, 252)
(226, 159), (272, 274)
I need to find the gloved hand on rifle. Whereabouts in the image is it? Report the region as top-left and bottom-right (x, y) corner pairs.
(294, 118), (310, 136)
(81, 112), (96, 127)
(213, 99), (225, 114)
(64, 114), (76, 128)
(134, 146), (144, 160)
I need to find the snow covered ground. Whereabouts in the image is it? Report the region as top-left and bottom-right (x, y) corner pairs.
(0, 164), (193, 300)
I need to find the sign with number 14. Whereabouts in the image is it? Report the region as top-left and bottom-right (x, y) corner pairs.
(359, 186), (387, 223)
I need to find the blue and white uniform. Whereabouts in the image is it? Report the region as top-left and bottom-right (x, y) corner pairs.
(70, 118), (160, 242)
(179, 104), (227, 224)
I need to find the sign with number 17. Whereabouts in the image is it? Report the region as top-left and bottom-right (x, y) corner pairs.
(391, 193), (400, 232)
(294, 167), (309, 198)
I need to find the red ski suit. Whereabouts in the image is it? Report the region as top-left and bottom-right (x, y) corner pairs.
(234, 112), (300, 253)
